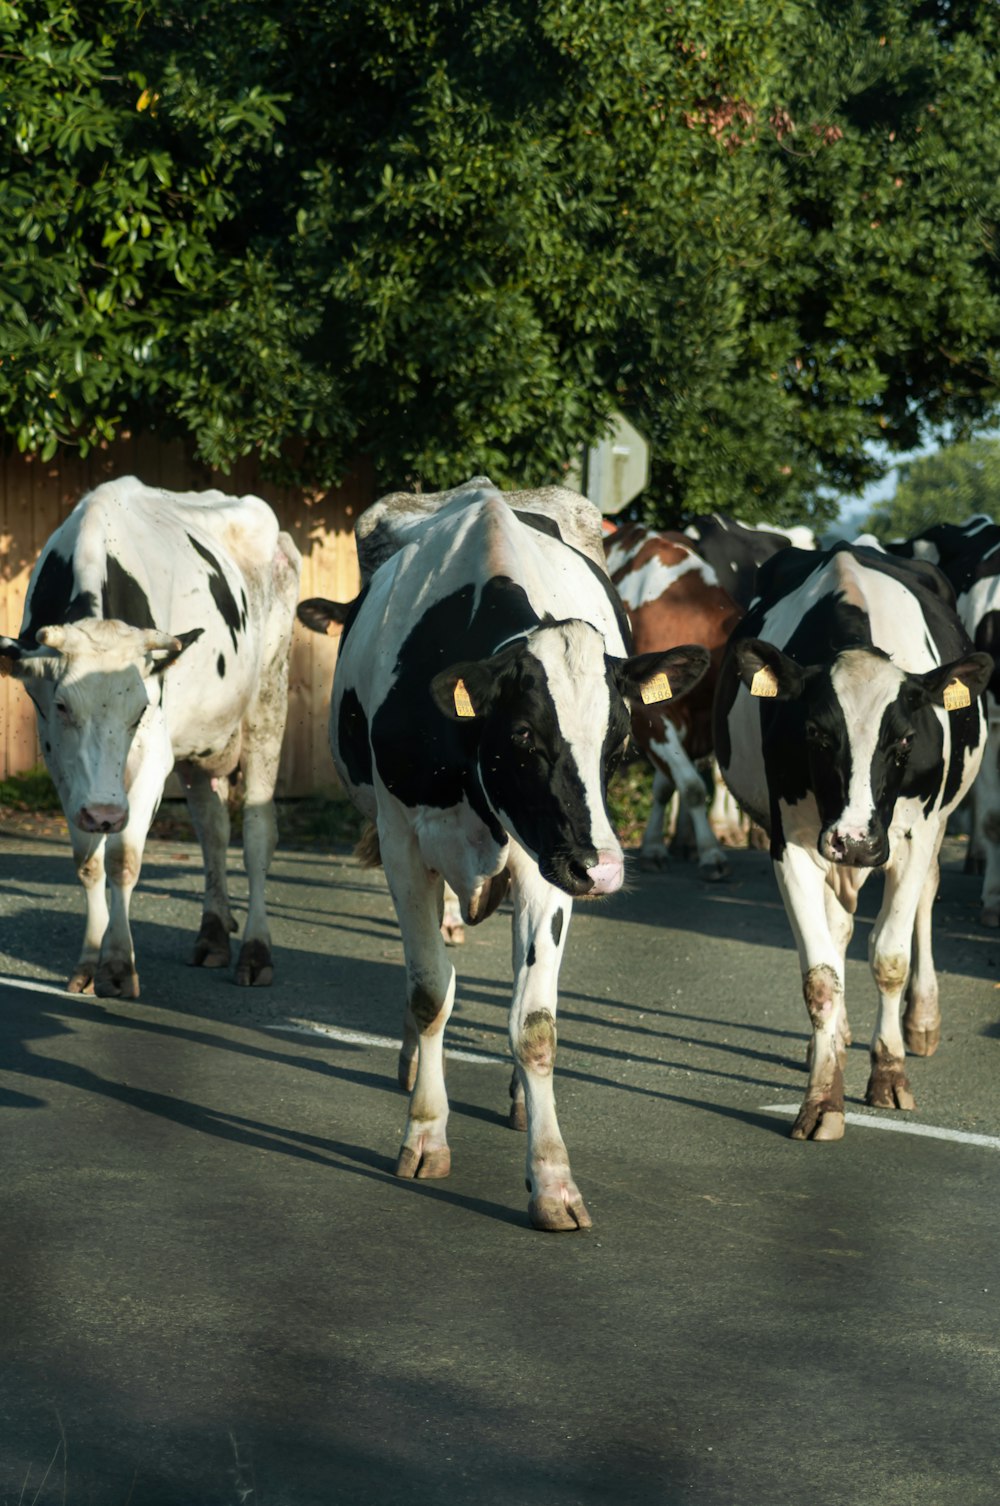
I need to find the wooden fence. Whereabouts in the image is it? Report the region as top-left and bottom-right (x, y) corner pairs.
(0, 435), (370, 797)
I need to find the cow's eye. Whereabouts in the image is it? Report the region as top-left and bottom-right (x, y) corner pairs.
(55, 699), (72, 722)
(511, 723), (533, 749)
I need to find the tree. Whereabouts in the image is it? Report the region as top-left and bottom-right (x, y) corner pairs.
(865, 437), (1000, 538)
(1, 1), (999, 526)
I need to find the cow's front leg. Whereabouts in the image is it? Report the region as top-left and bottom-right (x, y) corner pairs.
(506, 845), (588, 1230)
(775, 845), (849, 1141)
(67, 827), (109, 993)
(866, 831), (939, 1110)
(182, 768), (237, 970)
(638, 767), (675, 870)
(95, 760), (166, 999)
(380, 808), (455, 1180)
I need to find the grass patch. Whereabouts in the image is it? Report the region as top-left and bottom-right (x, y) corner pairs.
(0, 766), (61, 812)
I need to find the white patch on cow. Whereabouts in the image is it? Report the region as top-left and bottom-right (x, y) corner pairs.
(829, 650), (907, 836)
(524, 621), (622, 863)
(612, 549), (717, 610)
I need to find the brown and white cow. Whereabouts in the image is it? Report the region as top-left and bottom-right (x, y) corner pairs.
(604, 524), (744, 878)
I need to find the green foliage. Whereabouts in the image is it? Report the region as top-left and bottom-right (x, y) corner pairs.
(865, 437), (1000, 538)
(1, 1), (999, 525)
(0, 764), (61, 811)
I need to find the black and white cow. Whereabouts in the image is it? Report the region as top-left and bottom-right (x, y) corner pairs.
(714, 542), (991, 1141)
(683, 512), (817, 609)
(305, 478), (708, 1230)
(0, 476), (301, 996)
(885, 516), (1000, 924)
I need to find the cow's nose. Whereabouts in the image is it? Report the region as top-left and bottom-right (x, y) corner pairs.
(821, 825), (886, 868)
(586, 851), (624, 894)
(77, 804), (127, 834)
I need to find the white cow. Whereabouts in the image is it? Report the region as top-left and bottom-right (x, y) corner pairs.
(0, 477), (301, 996)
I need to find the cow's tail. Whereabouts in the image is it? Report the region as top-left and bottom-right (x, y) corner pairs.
(354, 822), (382, 868)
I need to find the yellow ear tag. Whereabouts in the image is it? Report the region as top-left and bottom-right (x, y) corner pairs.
(639, 672), (672, 704)
(943, 679), (971, 711)
(750, 666), (779, 698)
(453, 678), (476, 718)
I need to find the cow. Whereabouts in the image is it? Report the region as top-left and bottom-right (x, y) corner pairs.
(885, 517), (1000, 924)
(603, 523), (744, 878)
(683, 512), (816, 608)
(303, 477), (709, 1230)
(0, 476), (301, 997)
(714, 541), (991, 1141)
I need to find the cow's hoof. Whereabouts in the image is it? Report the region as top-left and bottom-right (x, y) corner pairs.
(980, 906), (1000, 929)
(637, 847), (669, 872)
(529, 1194), (593, 1231)
(395, 1144), (451, 1180)
(235, 940), (273, 987)
(94, 962), (140, 999)
(698, 856), (730, 883)
(397, 1050), (418, 1093)
(508, 1100), (527, 1132)
(903, 1020), (940, 1057)
(441, 920), (465, 947)
(192, 913), (234, 969)
(865, 1070), (915, 1111)
(790, 1102), (845, 1141)
(66, 966), (96, 995)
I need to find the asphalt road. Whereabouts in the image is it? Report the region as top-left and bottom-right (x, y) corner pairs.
(1, 819), (999, 1506)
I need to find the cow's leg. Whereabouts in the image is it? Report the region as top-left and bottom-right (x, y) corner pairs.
(506, 846), (588, 1231)
(649, 725), (728, 880)
(94, 759), (167, 999)
(183, 769), (237, 969)
(903, 831), (944, 1057)
(865, 835), (938, 1111)
(440, 880), (465, 946)
(381, 814), (456, 1181)
(67, 827), (109, 993)
(774, 846), (848, 1141)
(974, 718), (1000, 927)
(234, 678), (289, 988)
(638, 767), (674, 870)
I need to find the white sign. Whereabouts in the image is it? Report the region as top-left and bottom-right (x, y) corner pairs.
(582, 413), (650, 514)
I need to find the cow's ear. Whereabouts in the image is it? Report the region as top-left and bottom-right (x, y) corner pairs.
(430, 662), (496, 722)
(297, 597), (353, 636)
(734, 638), (808, 700)
(614, 645), (710, 706)
(144, 627), (203, 676)
(911, 651), (993, 710)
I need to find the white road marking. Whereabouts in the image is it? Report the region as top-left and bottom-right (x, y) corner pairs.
(761, 1103), (1000, 1150)
(270, 1019), (508, 1066)
(0, 975), (75, 999)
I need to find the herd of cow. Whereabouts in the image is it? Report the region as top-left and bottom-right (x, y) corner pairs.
(2, 475), (998, 1230)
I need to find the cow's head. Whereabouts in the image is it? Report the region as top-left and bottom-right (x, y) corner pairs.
(1, 620), (201, 834)
(734, 638), (992, 866)
(431, 620), (709, 896)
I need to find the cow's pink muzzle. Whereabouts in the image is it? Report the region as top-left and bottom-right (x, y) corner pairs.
(587, 853), (624, 894)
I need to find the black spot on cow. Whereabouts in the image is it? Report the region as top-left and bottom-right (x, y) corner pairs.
(370, 578), (536, 845)
(20, 550), (96, 643)
(551, 909), (564, 948)
(188, 534), (242, 650)
(526, 941), (536, 968)
(217, 654), (226, 678)
(338, 687), (373, 788)
(102, 556), (156, 629)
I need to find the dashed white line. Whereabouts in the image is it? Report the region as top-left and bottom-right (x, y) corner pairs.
(269, 1019), (508, 1067)
(0, 974), (74, 999)
(761, 1103), (1000, 1150)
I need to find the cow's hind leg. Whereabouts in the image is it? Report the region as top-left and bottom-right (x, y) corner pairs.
(902, 833), (943, 1058)
(507, 845), (589, 1230)
(649, 725), (728, 880)
(638, 768), (675, 870)
(67, 828), (109, 993)
(381, 812), (455, 1180)
(234, 674), (290, 987)
(183, 769), (237, 969)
